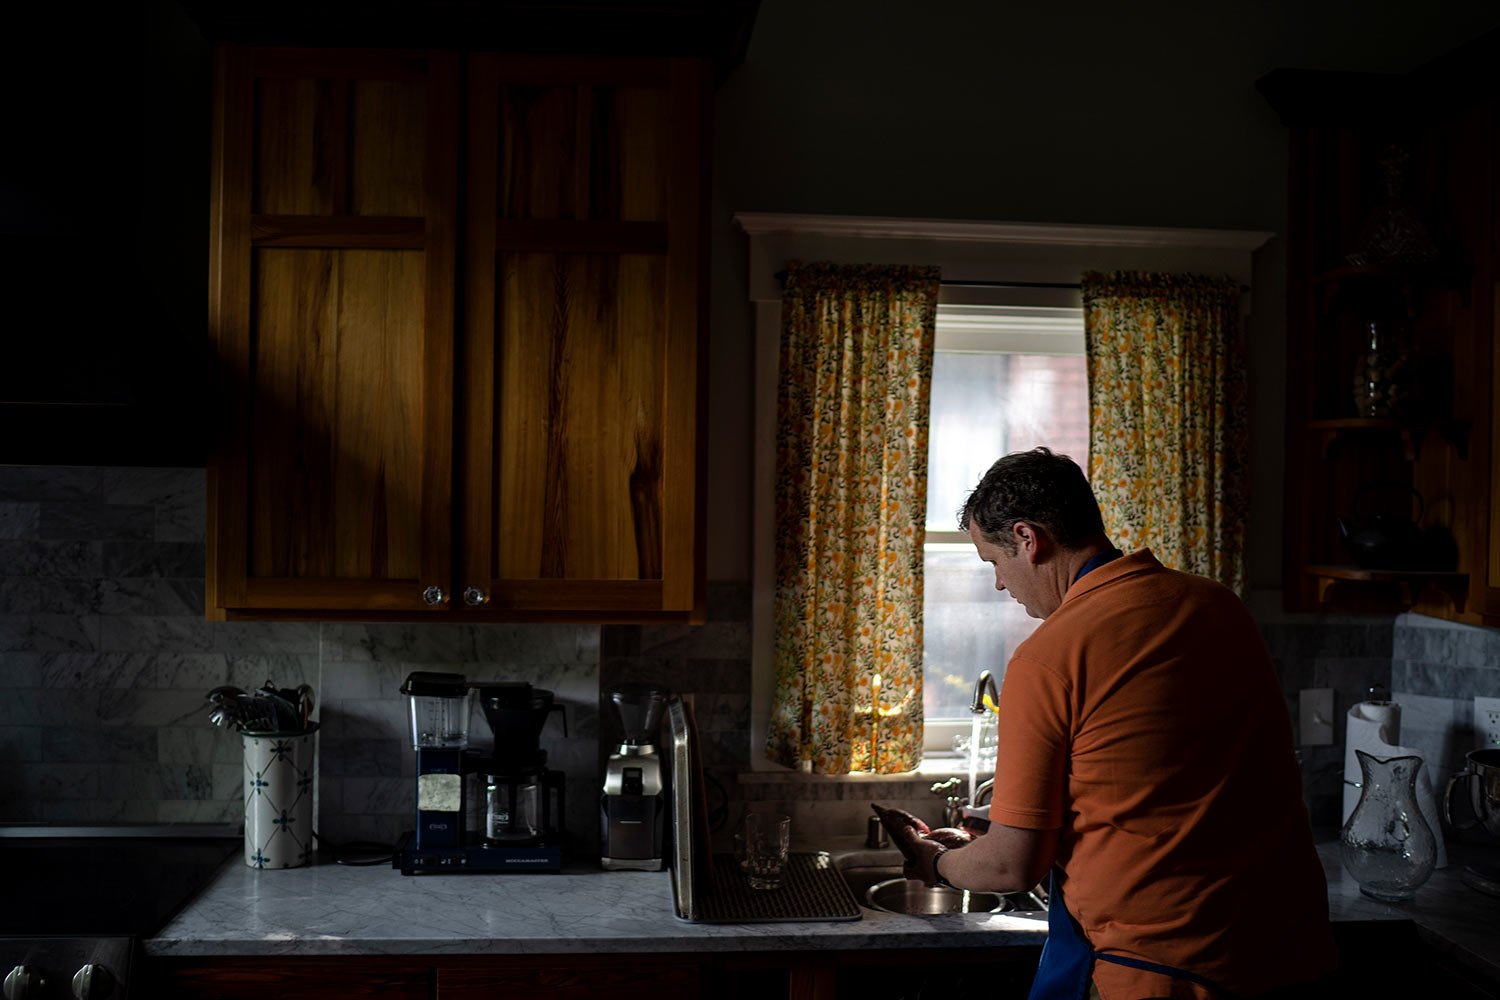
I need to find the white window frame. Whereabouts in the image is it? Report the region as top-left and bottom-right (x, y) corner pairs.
(740, 213), (1269, 773)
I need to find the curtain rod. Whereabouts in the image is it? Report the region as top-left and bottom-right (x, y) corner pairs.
(772, 272), (1250, 292)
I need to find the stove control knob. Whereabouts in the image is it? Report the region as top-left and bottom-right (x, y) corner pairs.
(3, 965), (47, 1000)
(71, 964), (115, 1000)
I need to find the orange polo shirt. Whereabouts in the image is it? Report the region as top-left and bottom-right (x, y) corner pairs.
(989, 549), (1336, 999)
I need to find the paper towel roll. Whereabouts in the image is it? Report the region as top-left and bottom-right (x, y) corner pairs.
(1342, 700), (1446, 868)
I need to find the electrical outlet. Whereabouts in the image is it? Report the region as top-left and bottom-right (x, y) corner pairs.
(1476, 696), (1500, 749)
(1300, 688), (1334, 746)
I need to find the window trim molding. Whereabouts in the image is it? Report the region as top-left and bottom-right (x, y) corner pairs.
(742, 213), (1272, 773)
(734, 212), (1272, 248)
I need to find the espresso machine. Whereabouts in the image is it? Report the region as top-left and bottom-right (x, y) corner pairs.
(600, 683), (669, 870)
(397, 671), (567, 874)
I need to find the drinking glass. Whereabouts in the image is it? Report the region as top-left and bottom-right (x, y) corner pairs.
(743, 813), (790, 890)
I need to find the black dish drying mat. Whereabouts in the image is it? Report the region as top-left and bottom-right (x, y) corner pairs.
(692, 851), (862, 922)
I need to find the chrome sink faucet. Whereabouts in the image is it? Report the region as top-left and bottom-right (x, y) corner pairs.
(926, 671), (1005, 828)
(930, 776), (995, 828)
(971, 669), (999, 715)
(930, 776), (965, 828)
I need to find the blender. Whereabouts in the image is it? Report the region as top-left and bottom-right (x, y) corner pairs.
(600, 683), (670, 870)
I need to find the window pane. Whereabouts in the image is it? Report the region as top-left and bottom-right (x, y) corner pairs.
(923, 544), (1042, 721)
(923, 351), (1088, 726)
(925, 353), (1089, 533)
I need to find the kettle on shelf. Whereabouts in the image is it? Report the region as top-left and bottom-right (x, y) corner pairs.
(1337, 484), (1429, 570)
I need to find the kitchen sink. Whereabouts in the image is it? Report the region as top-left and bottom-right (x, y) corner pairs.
(833, 854), (1048, 916)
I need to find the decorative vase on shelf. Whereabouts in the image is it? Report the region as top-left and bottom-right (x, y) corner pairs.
(1351, 319), (1411, 419)
(1340, 750), (1436, 902)
(1344, 144), (1439, 269)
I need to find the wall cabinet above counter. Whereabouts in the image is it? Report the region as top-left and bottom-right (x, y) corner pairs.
(205, 46), (709, 623)
(1260, 41), (1500, 625)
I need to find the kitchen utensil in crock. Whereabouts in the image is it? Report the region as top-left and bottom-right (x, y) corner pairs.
(206, 685), (245, 706)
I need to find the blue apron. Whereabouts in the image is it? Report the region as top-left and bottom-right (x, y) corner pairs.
(1026, 870), (1234, 1000)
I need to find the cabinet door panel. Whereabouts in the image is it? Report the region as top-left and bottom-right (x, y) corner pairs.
(498, 81), (669, 222)
(494, 251), (665, 582)
(461, 55), (706, 616)
(249, 248), (425, 580)
(209, 46), (458, 616)
(253, 57), (431, 217)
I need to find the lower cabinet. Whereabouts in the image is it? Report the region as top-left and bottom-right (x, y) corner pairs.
(143, 931), (1500, 1000)
(144, 957), (431, 999)
(438, 958), (700, 999)
(145, 955), (699, 1000)
(143, 948), (1043, 1000)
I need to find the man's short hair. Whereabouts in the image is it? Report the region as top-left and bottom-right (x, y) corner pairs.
(958, 447), (1106, 553)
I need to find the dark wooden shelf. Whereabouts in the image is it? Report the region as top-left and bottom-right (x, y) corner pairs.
(1303, 417), (1471, 461)
(1305, 418), (1415, 459)
(1305, 418), (1400, 430)
(1305, 564), (1468, 612)
(1311, 260), (1468, 312)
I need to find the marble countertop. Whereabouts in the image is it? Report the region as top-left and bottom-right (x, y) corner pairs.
(1319, 839), (1500, 984)
(147, 838), (1500, 980)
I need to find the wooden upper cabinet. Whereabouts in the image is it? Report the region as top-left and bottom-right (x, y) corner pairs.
(207, 47), (708, 621)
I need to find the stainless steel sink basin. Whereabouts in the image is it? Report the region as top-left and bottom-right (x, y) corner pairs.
(866, 876), (1007, 914)
(835, 858), (1048, 916)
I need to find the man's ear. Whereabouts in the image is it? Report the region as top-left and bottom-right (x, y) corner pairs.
(1014, 522), (1051, 565)
(1014, 524), (1038, 563)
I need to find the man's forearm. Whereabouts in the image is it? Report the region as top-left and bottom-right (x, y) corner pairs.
(935, 822), (1057, 893)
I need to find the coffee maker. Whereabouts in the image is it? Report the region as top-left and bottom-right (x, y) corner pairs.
(478, 683), (568, 854)
(396, 671), (567, 874)
(600, 683), (669, 871)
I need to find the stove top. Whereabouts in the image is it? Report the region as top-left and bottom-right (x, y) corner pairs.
(0, 825), (240, 1000)
(0, 825), (240, 936)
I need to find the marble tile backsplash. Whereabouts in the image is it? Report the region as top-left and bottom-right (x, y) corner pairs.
(6, 464), (1500, 857)
(1391, 612), (1500, 807)
(1260, 611), (1500, 829)
(0, 466), (600, 859)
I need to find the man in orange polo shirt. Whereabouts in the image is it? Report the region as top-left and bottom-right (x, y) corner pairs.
(877, 448), (1336, 1000)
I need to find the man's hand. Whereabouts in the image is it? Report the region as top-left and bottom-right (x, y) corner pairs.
(870, 804), (971, 887)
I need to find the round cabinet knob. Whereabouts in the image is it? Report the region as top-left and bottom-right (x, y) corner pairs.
(4, 966), (47, 1000)
(421, 585), (448, 607)
(462, 587), (489, 607)
(71, 965), (115, 1000)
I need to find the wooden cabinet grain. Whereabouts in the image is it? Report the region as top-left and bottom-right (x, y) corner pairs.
(206, 46), (708, 622)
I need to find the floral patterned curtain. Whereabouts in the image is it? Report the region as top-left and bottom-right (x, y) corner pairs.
(766, 262), (940, 774)
(1083, 271), (1249, 593)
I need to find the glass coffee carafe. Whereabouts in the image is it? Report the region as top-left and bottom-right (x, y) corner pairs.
(486, 773), (541, 843)
(477, 683), (567, 848)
